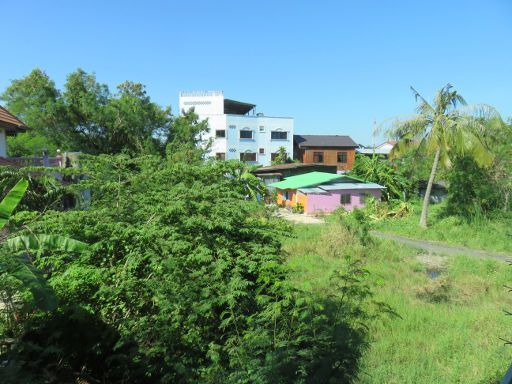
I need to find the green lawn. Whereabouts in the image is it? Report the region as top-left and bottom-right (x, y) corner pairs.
(372, 201), (512, 254)
(282, 222), (512, 383)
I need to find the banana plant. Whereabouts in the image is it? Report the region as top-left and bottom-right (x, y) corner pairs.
(0, 179), (88, 311)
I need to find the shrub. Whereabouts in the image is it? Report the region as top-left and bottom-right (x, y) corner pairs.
(1, 155), (375, 383)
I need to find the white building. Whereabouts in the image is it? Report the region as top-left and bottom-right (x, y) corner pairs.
(179, 91), (293, 166)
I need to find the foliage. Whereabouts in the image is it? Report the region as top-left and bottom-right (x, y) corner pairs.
(351, 154), (411, 200)
(372, 200), (512, 253)
(0, 155), (375, 383)
(271, 146), (292, 165)
(292, 202), (304, 214)
(0, 166), (77, 213)
(1, 68), (172, 155)
(6, 132), (58, 157)
(0, 179), (28, 229)
(282, 222), (512, 384)
(383, 84), (499, 227)
(166, 109), (210, 163)
(445, 156), (500, 218)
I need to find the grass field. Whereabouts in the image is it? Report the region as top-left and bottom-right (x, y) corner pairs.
(282, 222), (512, 383)
(372, 201), (512, 254)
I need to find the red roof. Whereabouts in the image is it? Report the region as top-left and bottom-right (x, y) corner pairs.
(0, 106), (27, 133)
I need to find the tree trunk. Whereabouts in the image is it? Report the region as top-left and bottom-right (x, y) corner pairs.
(419, 149), (440, 228)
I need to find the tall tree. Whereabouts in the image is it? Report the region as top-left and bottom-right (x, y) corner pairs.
(385, 84), (498, 227)
(0, 69), (60, 156)
(1, 69), (172, 155)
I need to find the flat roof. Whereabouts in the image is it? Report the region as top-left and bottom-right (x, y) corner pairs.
(224, 99), (255, 115)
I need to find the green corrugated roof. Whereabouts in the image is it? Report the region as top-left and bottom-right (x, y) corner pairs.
(269, 172), (344, 189)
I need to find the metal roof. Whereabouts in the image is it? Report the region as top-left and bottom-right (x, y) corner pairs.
(269, 172), (344, 189)
(294, 134), (357, 148)
(319, 182), (386, 191)
(224, 99), (255, 115)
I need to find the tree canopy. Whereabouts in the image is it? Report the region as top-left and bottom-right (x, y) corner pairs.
(1, 68), (172, 156)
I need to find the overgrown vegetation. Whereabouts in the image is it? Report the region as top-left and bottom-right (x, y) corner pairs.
(282, 218), (512, 383)
(0, 157), (376, 383)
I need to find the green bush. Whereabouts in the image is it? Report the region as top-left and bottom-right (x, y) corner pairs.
(1, 155), (374, 383)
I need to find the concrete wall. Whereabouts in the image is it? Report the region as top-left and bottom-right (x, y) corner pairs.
(305, 189), (382, 214)
(178, 91), (294, 166)
(0, 129), (6, 157)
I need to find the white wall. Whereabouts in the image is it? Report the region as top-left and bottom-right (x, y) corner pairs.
(178, 91), (294, 166)
(0, 129), (7, 157)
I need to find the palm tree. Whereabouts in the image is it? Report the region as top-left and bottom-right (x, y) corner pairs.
(385, 84), (499, 228)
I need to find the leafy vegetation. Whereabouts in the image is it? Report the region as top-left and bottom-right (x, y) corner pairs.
(1, 68), (172, 155)
(0, 156), (375, 383)
(351, 154), (411, 200)
(372, 200), (512, 253)
(282, 220), (512, 383)
(384, 84), (499, 227)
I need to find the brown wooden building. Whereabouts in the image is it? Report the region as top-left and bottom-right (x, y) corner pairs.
(293, 135), (358, 171)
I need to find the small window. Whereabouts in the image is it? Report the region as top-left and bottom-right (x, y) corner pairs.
(229, 125), (236, 129)
(240, 130), (253, 139)
(313, 152), (324, 163)
(283, 190), (290, 200)
(259, 148), (265, 154)
(216, 129), (226, 138)
(271, 152), (284, 161)
(340, 194), (351, 205)
(216, 152), (226, 160)
(271, 131), (288, 140)
(240, 152), (256, 162)
(259, 126), (265, 132)
(337, 151), (348, 163)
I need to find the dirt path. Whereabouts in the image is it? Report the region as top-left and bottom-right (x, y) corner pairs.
(371, 231), (512, 262)
(276, 209), (325, 225)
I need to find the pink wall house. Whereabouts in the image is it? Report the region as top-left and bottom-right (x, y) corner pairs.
(305, 188), (382, 214)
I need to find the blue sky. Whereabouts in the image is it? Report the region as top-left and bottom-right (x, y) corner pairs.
(1, 0), (510, 144)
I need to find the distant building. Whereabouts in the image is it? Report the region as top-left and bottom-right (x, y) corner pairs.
(179, 91), (293, 166)
(293, 134), (358, 172)
(270, 171), (385, 214)
(356, 140), (396, 157)
(0, 106), (27, 157)
(252, 163), (338, 189)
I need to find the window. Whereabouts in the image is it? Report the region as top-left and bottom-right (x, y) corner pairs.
(271, 131), (288, 140)
(259, 126), (265, 132)
(240, 152), (256, 162)
(215, 129), (226, 138)
(259, 148), (265, 154)
(283, 190), (290, 200)
(337, 151), (348, 163)
(240, 130), (253, 139)
(340, 194), (351, 205)
(215, 152), (226, 160)
(229, 125), (236, 129)
(313, 152), (324, 163)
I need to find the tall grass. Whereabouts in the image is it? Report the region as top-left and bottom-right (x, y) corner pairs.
(282, 221), (512, 383)
(372, 201), (512, 253)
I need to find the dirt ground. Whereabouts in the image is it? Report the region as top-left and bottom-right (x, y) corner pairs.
(276, 208), (326, 225)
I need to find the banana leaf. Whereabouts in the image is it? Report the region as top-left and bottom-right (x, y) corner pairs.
(0, 255), (57, 311)
(6, 235), (89, 253)
(0, 178), (28, 230)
